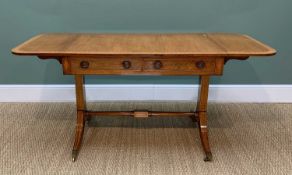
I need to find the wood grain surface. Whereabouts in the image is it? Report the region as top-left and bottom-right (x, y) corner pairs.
(12, 33), (276, 57)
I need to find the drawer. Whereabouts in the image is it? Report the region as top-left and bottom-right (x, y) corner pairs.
(62, 57), (143, 75)
(142, 58), (221, 75)
(62, 56), (224, 75)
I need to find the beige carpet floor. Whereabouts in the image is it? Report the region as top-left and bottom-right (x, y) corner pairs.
(0, 102), (291, 175)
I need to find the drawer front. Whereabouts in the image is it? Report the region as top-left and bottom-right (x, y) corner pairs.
(142, 58), (219, 75)
(63, 57), (143, 75)
(62, 56), (224, 75)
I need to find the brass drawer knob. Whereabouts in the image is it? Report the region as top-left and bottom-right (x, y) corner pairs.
(122, 61), (132, 69)
(80, 61), (90, 69)
(196, 61), (206, 69)
(153, 60), (163, 69)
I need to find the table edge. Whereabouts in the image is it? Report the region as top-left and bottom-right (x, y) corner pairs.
(11, 33), (277, 57)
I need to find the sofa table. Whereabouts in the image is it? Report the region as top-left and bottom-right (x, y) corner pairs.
(12, 33), (276, 162)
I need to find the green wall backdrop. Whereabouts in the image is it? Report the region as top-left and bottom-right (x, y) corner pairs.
(0, 0), (291, 84)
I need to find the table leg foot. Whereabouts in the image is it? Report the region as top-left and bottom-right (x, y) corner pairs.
(72, 150), (78, 162)
(204, 152), (213, 161)
(72, 110), (85, 162)
(197, 111), (213, 161)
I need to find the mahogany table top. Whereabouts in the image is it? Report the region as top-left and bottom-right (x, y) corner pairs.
(12, 33), (276, 57)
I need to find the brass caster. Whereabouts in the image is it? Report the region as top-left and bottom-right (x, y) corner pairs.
(204, 152), (213, 162)
(72, 150), (78, 162)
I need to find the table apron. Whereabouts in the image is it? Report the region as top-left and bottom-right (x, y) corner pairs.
(61, 56), (225, 76)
